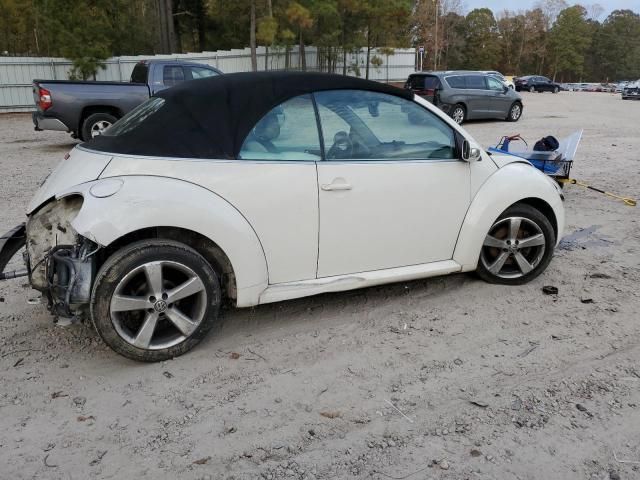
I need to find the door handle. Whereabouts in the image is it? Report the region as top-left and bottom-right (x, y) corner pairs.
(321, 182), (352, 191)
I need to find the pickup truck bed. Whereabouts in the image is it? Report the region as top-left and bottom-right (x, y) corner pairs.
(33, 60), (221, 141)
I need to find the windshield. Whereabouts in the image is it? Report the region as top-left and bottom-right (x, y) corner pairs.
(103, 97), (165, 137)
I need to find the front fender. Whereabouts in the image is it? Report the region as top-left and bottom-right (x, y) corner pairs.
(57, 176), (269, 307)
(454, 163), (565, 271)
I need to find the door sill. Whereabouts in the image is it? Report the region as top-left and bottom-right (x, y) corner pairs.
(259, 260), (461, 304)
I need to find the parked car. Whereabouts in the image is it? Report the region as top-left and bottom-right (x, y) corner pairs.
(32, 60), (222, 141)
(481, 71), (515, 89)
(404, 71), (524, 125)
(514, 75), (561, 93)
(622, 81), (640, 99)
(0, 72), (564, 361)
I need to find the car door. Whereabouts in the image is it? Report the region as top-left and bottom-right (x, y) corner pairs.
(486, 75), (511, 117)
(314, 90), (471, 278)
(463, 74), (492, 118)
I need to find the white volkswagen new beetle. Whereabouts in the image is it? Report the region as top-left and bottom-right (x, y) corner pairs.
(0, 72), (564, 361)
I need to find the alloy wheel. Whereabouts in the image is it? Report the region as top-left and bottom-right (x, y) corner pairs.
(110, 260), (207, 350)
(480, 216), (546, 279)
(510, 104), (521, 120)
(90, 120), (112, 138)
(452, 107), (465, 124)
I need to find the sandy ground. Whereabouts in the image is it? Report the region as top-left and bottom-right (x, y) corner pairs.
(1, 92), (639, 480)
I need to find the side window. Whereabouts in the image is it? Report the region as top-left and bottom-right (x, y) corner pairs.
(446, 76), (466, 89)
(487, 76), (504, 91)
(239, 94), (321, 161)
(315, 90), (456, 161)
(189, 66), (218, 79)
(465, 75), (487, 90)
(163, 66), (185, 86)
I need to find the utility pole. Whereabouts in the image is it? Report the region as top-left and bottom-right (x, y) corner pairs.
(434, 0), (438, 70)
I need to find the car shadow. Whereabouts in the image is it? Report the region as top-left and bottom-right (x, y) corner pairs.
(203, 271), (477, 348)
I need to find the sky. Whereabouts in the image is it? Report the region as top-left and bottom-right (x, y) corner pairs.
(463, 0), (640, 17)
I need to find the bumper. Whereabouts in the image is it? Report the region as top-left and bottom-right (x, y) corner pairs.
(0, 224), (27, 280)
(32, 111), (70, 132)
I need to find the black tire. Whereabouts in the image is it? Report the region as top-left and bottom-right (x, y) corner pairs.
(476, 204), (556, 286)
(91, 239), (222, 362)
(506, 102), (523, 122)
(81, 112), (118, 142)
(450, 104), (466, 125)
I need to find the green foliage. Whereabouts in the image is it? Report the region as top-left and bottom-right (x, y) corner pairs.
(0, 1), (638, 81)
(548, 5), (592, 79)
(464, 8), (501, 70)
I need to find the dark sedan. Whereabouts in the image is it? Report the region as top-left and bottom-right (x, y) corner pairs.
(514, 76), (561, 93)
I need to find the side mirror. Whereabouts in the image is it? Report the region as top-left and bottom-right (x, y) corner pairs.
(503, 85), (509, 94)
(457, 134), (482, 162)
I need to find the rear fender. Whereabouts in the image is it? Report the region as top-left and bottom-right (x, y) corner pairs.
(57, 176), (268, 307)
(454, 163), (564, 270)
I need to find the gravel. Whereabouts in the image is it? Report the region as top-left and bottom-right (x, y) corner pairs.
(1, 91), (639, 479)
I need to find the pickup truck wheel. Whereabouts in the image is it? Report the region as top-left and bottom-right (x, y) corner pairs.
(81, 113), (117, 141)
(91, 239), (222, 362)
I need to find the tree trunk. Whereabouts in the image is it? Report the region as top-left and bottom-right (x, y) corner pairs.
(165, 0), (177, 53)
(250, 0), (257, 71)
(299, 30), (306, 71)
(365, 21), (371, 80)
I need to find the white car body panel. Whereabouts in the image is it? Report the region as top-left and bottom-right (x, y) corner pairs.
(100, 155), (319, 284)
(453, 162), (565, 270)
(260, 260), (461, 304)
(55, 175), (269, 307)
(27, 149), (112, 214)
(316, 160), (470, 277)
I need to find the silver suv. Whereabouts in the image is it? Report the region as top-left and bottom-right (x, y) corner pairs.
(405, 71), (523, 125)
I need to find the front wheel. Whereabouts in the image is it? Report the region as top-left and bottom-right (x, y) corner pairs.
(91, 240), (222, 362)
(476, 204), (556, 285)
(553, 86), (559, 94)
(529, 86), (535, 93)
(506, 102), (523, 122)
(450, 104), (466, 125)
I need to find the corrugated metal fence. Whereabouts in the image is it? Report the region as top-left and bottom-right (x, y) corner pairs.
(0, 46), (416, 112)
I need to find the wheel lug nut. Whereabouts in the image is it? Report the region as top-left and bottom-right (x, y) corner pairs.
(162, 293), (168, 300)
(149, 296), (156, 302)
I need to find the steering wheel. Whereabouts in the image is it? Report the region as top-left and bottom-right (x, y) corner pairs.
(326, 131), (353, 159)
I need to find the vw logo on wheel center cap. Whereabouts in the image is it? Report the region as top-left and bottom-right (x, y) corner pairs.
(153, 300), (168, 313)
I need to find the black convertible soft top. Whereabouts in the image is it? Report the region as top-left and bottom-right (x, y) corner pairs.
(85, 71), (413, 160)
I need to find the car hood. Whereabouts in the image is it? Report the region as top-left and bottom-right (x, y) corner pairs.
(27, 147), (112, 214)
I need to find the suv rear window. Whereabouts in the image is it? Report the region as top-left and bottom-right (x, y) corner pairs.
(406, 75), (440, 90)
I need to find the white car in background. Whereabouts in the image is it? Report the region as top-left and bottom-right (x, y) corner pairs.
(483, 71), (515, 89)
(0, 72), (565, 361)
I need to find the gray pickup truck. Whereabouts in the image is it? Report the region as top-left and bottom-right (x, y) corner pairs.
(32, 60), (222, 141)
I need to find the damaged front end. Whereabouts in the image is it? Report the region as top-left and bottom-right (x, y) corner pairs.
(24, 195), (99, 320)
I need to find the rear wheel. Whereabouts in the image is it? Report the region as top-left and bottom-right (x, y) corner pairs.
(476, 204), (555, 285)
(529, 86), (535, 93)
(451, 104), (466, 125)
(81, 112), (118, 141)
(91, 240), (222, 362)
(553, 86), (559, 93)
